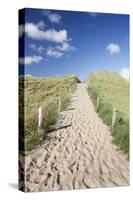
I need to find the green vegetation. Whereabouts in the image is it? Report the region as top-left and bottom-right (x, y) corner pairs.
(87, 71), (129, 155)
(19, 75), (79, 153)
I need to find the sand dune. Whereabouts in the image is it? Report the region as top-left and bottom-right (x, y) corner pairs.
(24, 83), (129, 192)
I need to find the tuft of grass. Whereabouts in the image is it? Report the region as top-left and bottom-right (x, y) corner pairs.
(19, 75), (79, 152)
(25, 132), (41, 152)
(87, 71), (129, 155)
(43, 104), (59, 131)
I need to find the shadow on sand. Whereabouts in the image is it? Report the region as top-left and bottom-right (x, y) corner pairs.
(63, 108), (75, 111)
(47, 124), (72, 133)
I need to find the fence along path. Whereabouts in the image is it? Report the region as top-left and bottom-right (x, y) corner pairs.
(25, 83), (129, 192)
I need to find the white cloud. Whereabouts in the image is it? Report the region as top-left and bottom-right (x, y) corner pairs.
(89, 12), (98, 17)
(19, 21), (45, 38)
(43, 10), (61, 23)
(46, 42), (75, 58)
(23, 21), (75, 60)
(120, 67), (129, 80)
(25, 22), (68, 43)
(25, 74), (32, 77)
(20, 74), (32, 78)
(106, 43), (121, 54)
(46, 47), (64, 58)
(19, 25), (24, 37)
(36, 20), (45, 29)
(19, 55), (43, 65)
(37, 46), (45, 53)
(29, 44), (36, 50)
(29, 44), (45, 53)
(56, 42), (75, 52)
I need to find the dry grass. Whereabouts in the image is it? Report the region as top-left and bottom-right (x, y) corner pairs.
(19, 75), (79, 152)
(87, 71), (129, 154)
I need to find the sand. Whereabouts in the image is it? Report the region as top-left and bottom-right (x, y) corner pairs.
(24, 83), (129, 192)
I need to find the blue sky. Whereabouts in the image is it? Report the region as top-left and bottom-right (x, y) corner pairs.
(19, 8), (129, 81)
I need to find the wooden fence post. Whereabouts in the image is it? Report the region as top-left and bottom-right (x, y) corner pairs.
(58, 96), (61, 112)
(112, 108), (118, 128)
(96, 97), (100, 111)
(38, 106), (42, 134)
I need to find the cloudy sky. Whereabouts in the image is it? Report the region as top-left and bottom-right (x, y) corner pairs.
(19, 8), (129, 81)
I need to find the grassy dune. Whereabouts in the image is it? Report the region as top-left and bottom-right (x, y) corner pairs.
(19, 75), (79, 152)
(87, 71), (129, 154)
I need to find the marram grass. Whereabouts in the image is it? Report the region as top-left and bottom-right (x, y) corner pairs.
(19, 75), (79, 152)
(87, 71), (129, 155)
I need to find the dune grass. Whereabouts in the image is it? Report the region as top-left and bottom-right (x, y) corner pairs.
(19, 75), (79, 153)
(87, 71), (129, 155)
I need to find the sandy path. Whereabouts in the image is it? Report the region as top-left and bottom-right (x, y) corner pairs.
(24, 83), (129, 192)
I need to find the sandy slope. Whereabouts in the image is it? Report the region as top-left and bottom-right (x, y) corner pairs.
(24, 83), (129, 192)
